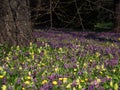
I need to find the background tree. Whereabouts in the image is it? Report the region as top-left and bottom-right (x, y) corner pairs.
(0, 0), (35, 46)
(30, 0), (114, 31)
(114, 0), (120, 33)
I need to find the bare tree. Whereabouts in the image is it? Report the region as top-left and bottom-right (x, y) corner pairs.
(114, 0), (120, 33)
(50, 0), (53, 29)
(0, 0), (36, 46)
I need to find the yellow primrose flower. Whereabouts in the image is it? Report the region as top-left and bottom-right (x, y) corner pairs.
(24, 81), (30, 85)
(110, 80), (113, 87)
(38, 49), (41, 53)
(28, 72), (31, 75)
(85, 78), (88, 81)
(42, 71), (47, 76)
(78, 84), (82, 89)
(17, 45), (20, 50)
(0, 75), (4, 79)
(114, 83), (118, 90)
(107, 76), (112, 79)
(101, 64), (104, 69)
(76, 79), (80, 84)
(74, 72), (76, 75)
(8, 52), (12, 56)
(59, 48), (62, 51)
(113, 69), (116, 72)
(42, 80), (48, 85)
(111, 43), (114, 47)
(96, 78), (101, 83)
(3, 71), (6, 76)
(26, 76), (31, 80)
(22, 88), (25, 90)
(102, 68), (106, 71)
(89, 59), (93, 62)
(29, 45), (33, 50)
(66, 83), (71, 88)
(30, 42), (33, 46)
(96, 65), (100, 69)
(80, 80), (85, 83)
(63, 78), (67, 83)
(96, 52), (100, 57)
(1, 85), (7, 90)
(76, 62), (79, 64)
(41, 63), (45, 66)
(0, 66), (3, 71)
(52, 81), (58, 85)
(3, 51), (6, 54)
(22, 62), (25, 64)
(30, 51), (34, 55)
(32, 55), (34, 60)
(100, 71), (103, 74)
(30, 52), (34, 59)
(73, 87), (76, 90)
(19, 67), (22, 70)
(44, 50), (47, 55)
(6, 57), (9, 61)
(76, 63), (80, 68)
(37, 64), (40, 66)
(59, 78), (63, 81)
(83, 63), (87, 68)
(55, 67), (59, 72)
(74, 68), (77, 72)
(11, 67), (14, 70)
(118, 38), (120, 41)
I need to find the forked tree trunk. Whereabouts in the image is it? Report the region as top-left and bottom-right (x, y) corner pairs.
(114, 0), (120, 33)
(0, 0), (36, 46)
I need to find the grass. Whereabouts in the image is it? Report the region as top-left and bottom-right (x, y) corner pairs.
(0, 30), (120, 90)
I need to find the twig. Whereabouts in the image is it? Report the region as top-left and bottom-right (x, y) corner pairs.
(74, 0), (85, 31)
(86, 0), (114, 13)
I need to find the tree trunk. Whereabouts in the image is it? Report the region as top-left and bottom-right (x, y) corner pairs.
(114, 0), (120, 33)
(0, 0), (36, 46)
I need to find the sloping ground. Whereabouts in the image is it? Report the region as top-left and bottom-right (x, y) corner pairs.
(34, 30), (120, 63)
(0, 30), (120, 90)
(34, 29), (120, 50)
(34, 30), (120, 89)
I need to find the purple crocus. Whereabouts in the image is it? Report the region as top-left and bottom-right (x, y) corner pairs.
(71, 81), (77, 87)
(39, 83), (53, 90)
(17, 78), (21, 84)
(2, 77), (7, 84)
(108, 58), (119, 67)
(48, 74), (58, 81)
(78, 71), (83, 75)
(12, 56), (18, 60)
(88, 85), (94, 90)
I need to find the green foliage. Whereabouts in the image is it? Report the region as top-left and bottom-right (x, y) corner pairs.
(94, 22), (113, 31)
(0, 36), (120, 89)
(94, 22), (113, 29)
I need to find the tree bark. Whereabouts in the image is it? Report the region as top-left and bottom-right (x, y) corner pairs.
(0, 0), (36, 46)
(114, 0), (120, 33)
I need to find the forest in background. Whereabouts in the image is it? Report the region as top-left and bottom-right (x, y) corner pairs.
(30, 0), (114, 31)
(0, 0), (119, 46)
